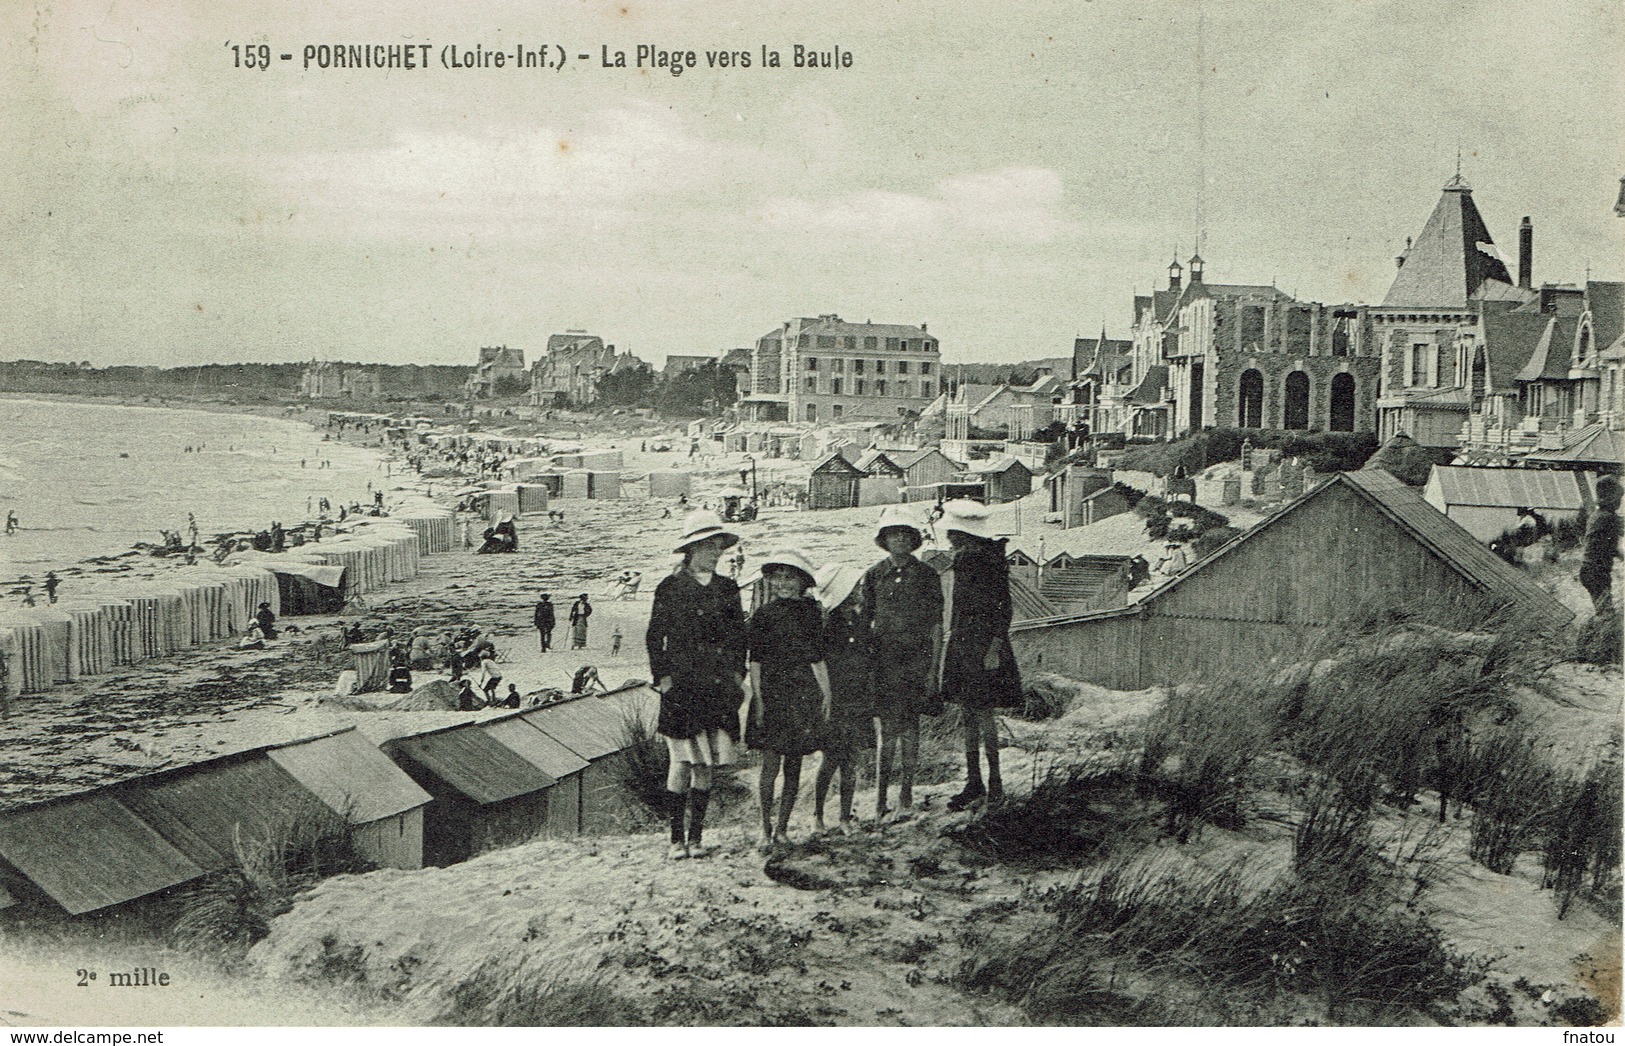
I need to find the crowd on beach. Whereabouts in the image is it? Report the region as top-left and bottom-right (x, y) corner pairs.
(644, 500), (1020, 859)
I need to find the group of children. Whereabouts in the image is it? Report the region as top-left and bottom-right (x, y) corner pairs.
(646, 501), (1021, 859)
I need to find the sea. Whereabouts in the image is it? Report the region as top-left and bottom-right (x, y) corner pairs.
(0, 397), (394, 583)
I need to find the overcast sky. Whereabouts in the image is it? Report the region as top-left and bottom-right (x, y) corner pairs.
(4, 0), (1623, 368)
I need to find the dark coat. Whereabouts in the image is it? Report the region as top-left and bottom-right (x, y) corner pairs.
(646, 570), (748, 740)
(533, 600), (556, 630)
(941, 538), (1022, 709)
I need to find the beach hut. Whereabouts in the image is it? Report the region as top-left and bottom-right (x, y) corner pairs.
(521, 686), (658, 834)
(969, 457), (1034, 505)
(578, 449), (625, 470)
(896, 448), (960, 493)
(478, 715), (590, 838)
(808, 453), (863, 511)
(0, 728), (431, 915)
(1422, 466), (1588, 543)
(517, 484), (551, 515)
(114, 731), (431, 878)
(647, 470), (692, 499)
(1009, 468), (1574, 691)
(381, 722), (560, 865)
(562, 470), (592, 499)
(587, 471), (622, 500)
(263, 728), (431, 870)
(1037, 553), (1135, 613)
(0, 791), (206, 916)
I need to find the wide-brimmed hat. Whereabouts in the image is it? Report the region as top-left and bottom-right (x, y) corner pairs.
(874, 505), (924, 551)
(940, 499), (997, 540)
(759, 549), (817, 591)
(673, 509), (739, 554)
(814, 563), (863, 611)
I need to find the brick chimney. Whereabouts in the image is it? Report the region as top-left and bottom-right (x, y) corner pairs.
(1518, 217), (1533, 289)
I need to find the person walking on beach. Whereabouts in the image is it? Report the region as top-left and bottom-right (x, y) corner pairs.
(862, 506), (943, 819)
(812, 564), (869, 833)
(647, 510), (748, 860)
(747, 550), (834, 850)
(569, 593), (593, 650)
(939, 500), (1021, 810)
(610, 625), (623, 657)
(43, 572), (60, 604)
(533, 594), (556, 652)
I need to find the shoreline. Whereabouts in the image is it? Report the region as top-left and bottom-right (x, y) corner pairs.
(0, 395), (410, 590)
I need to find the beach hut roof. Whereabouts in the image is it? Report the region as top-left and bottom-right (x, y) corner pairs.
(1426, 466), (1585, 511)
(385, 727), (556, 805)
(265, 728), (430, 824)
(522, 686), (657, 762)
(0, 792), (205, 915)
(479, 717), (590, 781)
(115, 756), (313, 872)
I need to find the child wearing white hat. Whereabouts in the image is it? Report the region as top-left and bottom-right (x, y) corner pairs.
(646, 510), (747, 859)
(746, 549), (835, 850)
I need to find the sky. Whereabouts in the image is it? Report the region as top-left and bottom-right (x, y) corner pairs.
(3, 0), (1623, 369)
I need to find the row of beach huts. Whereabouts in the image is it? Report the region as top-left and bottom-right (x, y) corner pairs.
(0, 685), (659, 917)
(0, 504), (457, 703)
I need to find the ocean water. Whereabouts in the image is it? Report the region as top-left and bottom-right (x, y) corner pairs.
(0, 398), (393, 580)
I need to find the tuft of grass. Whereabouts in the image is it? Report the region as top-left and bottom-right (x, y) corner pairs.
(1138, 679), (1273, 841)
(614, 706), (672, 817)
(433, 962), (642, 1026)
(170, 796), (370, 956)
(1461, 723), (1554, 876)
(950, 764), (1140, 864)
(963, 854), (1477, 1023)
(1019, 673), (1077, 722)
(1541, 758), (1624, 918)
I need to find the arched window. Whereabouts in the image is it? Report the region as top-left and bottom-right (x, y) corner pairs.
(1238, 369), (1264, 428)
(1330, 373), (1356, 432)
(1283, 371), (1310, 430)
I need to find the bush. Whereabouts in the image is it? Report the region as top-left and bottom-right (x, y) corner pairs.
(1192, 526), (1243, 560)
(1551, 508), (1588, 552)
(434, 963), (642, 1026)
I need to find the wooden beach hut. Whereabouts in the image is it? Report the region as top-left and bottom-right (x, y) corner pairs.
(521, 685), (659, 834)
(808, 453), (864, 511)
(0, 728), (430, 915)
(1422, 466), (1588, 543)
(969, 457), (1034, 505)
(0, 791), (206, 916)
(1009, 468), (1574, 691)
(381, 722), (561, 866)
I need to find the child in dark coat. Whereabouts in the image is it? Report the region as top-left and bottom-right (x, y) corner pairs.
(747, 551), (834, 849)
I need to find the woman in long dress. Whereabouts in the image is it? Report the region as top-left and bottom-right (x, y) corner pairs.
(646, 511), (748, 860)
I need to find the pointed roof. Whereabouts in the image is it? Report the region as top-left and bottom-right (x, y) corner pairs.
(1125, 365), (1169, 405)
(1012, 469), (1572, 631)
(1513, 317), (1578, 381)
(1477, 305), (1551, 390)
(1383, 176), (1517, 308)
